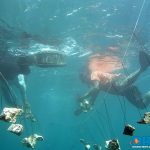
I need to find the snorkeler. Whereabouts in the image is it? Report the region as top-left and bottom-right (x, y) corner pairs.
(75, 51), (150, 115)
(0, 49), (65, 118)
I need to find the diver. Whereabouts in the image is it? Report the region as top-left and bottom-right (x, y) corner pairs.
(0, 49), (65, 119)
(75, 51), (150, 115)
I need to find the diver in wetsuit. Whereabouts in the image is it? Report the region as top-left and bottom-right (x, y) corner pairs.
(75, 51), (150, 115)
(0, 49), (65, 118)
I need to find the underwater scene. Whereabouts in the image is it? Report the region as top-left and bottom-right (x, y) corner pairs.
(0, 0), (150, 149)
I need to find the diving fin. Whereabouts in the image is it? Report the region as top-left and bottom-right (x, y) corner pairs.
(33, 50), (66, 68)
(139, 51), (150, 71)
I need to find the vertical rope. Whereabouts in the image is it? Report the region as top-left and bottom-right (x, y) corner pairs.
(103, 97), (116, 138)
(97, 0), (147, 138)
(0, 96), (3, 110)
(122, 0), (146, 65)
(95, 108), (110, 140)
(118, 96), (127, 126)
(0, 72), (17, 107)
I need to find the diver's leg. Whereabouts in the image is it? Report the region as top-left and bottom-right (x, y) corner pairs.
(139, 51), (150, 71)
(80, 81), (99, 99)
(15, 74), (27, 104)
(15, 75), (36, 121)
(143, 91), (150, 106)
(121, 51), (150, 88)
(80, 80), (99, 105)
(74, 81), (99, 115)
(123, 86), (146, 109)
(120, 69), (142, 88)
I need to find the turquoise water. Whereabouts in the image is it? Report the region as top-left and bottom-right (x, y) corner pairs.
(0, 0), (150, 149)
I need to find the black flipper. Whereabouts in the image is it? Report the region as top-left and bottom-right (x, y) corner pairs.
(139, 51), (150, 71)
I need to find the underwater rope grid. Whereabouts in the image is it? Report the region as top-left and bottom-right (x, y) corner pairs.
(103, 85), (115, 137)
(122, 0), (146, 66)
(95, 0), (147, 138)
(95, 107), (110, 140)
(122, 0), (146, 77)
(0, 72), (17, 107)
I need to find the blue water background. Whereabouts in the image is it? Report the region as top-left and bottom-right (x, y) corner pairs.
(0, 0), (150, 149)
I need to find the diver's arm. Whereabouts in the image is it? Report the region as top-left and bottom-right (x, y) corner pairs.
(16, 74), (36, 121)
(75, 81), (100, 115)
(80, 80), (100, 104)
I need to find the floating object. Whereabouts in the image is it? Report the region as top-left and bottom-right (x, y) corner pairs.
(137, 112), (150, 124)
(8, 123), (23, 136)
(22, 134), (44, 149)
(0, 107), (23, 123)
(123, 124), (135, 136)
(33, 50), (66, 67)
(80, 139), (91, 150)
(93, 144), (102, 150)
(105, 139), (121, 150)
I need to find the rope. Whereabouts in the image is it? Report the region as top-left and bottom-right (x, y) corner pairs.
(99, 85), (116, 138)
(120, 0), (146, 77)
(118, 96), (127, 125)
(0, 72), (17, 107)
(123, 96), (127, 123)
(121, 0), (146, 66)
(0, 96), (3, 110)
(91, 114), (107, 140)
(78, 0), (147, 141)
(111, 84), (127, 125)
(90, 115), (106, 141)
(30, 121), (35, 135)
(103, 96), (116, 138)
(98, 0), (147, 136)
(95, 108), (110, 140)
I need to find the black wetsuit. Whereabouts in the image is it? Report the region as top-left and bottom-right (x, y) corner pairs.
(0, 52), (30, 80)
(0, 51), (31, 106)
